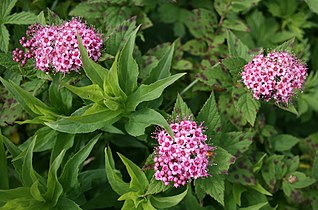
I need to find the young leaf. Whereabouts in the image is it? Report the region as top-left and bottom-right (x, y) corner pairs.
(195, 175), (225, 206)
(104, 147), (130, 195)
(197, 92), (221, 137)
(125, 108), (172, 137)
(0, 187), (32, 202)
(271, 134), (300, 152)
(226, 30), (250, 61)
(150, 186), (188, 209)
(78, 36), (108, 88)
(145, 42), (175, 84)
(64, 83), (104, 103)
(171, 94), (193, 120)
(22, 137), (39, 187)
(117, 153), (149, 193)
(0, 129), (9, 189)
(59, 134), (101, 193)
(44, 150), (65, 207)
(118, 27), (140, 95)
(232, 89), (260, 126)
(126, 73), (186, 111)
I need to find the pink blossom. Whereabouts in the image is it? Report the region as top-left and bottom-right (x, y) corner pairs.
(12, 18), (102, 74)
(153, 120), (214, 187)
(241, 51), (307, 103)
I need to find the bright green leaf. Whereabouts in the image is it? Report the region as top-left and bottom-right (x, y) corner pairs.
(0, 24), (9, 52)
(30, 180), (45, 202)
(150, 186), (188, 209)
(0, 0), (18, 19)
(171, 94), (193, 120)
(4, 12), (37, 25)
(65, 83), (104, 103)
(0, 187), (32, 202)
(239, 202), (268, 210)
(271, 134), (300, 152)
(227, 30), (250, 61)
(305, 0), (318, 14)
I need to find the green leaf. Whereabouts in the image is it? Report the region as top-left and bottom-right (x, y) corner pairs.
(117, 153), (149, 193)
(274, 37), (295, 51)
(0, 24), (9, 52)
(223, 19), (249, 32)
(150, 186), (188, 209)
(287, 171), (316, 188)
(59, 134), (100, 193)
(65, 83), (104, 103)
(30, 180), (45, 202)
(232, 184), (246, 206)
(222, 57), (247, 80)
(197, 92), (221, 137)
(0, 129), (8, 189)
(78, 35), (108, 87)
(125, 108), (173, 137)
(44, 150), (65, 206)
(305, 0), (318, 14)
(127, 73), (186, 111)
(209, 147), (235, 175)
(145, 42), (175, 84)
(226, 30), (250, 61)
(118, 27), (139, 95)
(0, 187), (32, 202)
(249, 182), (272, 196)
(171, 94), (193, 120)
(2, 135), (23, 177)
(271, 134), (300, 152)
(232, 89), (260, 126)
(36, 11), (46, 25)
(0, 77), (56, 117)
(276, 103), (298, 115)
(50, 133), (74, 164)
(218, 131), (254, 156)
(239, 202), (268, 210)
(145, 179), (169, 196)
(104, 147), (130, 195)
(0, 0), (18, 19)
(45, 105), (121, 134)
(22, 137), (39, 187)
(313, 152), (318, 180)
(195, 175), (225, 205)
(55, 197), (82, 210)
(183, 39), (207, 56)
(4, 11), (37, 25)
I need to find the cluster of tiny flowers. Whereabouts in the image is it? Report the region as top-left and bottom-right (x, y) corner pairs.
(12, 18), (102, 74)
(153, 120), (214, 187)
(241, 51), (307, 103)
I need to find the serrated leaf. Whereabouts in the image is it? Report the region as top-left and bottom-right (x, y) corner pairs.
(0, 24), (9, 52)
(0, 0), (18, 19)
(197, 92), (221, 137)
(117, 153), (149, 193)
(150, 186), (188, 209)
(276, 103), (298, 115)
(195, 175), (225, 205)
(219, 131), (254, 156)
(36, 11), (46, 25)
(226, 30), (250, 61)
(171, 94), (193, 119)
(210, 147), (235, 175)
(222, 57), (247, 80)
(0, 129), (9, 189)
(233, 89), (259, 126)
(4, 11), (37, 25)
(271, 134), (300, 151)
(118, 27), (139, 95)
(59, 134), (100, 193)
(145, 179), (169, 196)
(274, 37), (295, 51)
(104, 147), (130, 195)
(125, 108), (172, 137)
(126, 73), (186, 111)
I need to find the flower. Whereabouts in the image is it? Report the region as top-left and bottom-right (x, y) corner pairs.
(12, 18), (102, 74)
(241, 51), (307, 103)
(153, 119), (214, 187)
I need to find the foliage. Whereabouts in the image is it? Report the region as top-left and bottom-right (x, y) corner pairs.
(1, 0), (318, 210)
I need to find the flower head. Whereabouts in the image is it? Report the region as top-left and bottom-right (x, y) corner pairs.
(153, 119), (214, 187)
(12, 18), (102, 74)
(241, 51), (307, 103)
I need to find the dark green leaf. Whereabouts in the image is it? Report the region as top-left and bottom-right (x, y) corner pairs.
(183, 39), (207, 56)
(0, 24), (9, 52)
(125, 108), (172, 137)
(22, 137), (39, 187)
(117, 153), (149, 193)
(59, 134), (100, 193)
(271, 134), (300, 152)
(313, 153), (318, 180)
(197, 92), (221, 137)
(209, 147), (235, 175)
(55, 197), (82, 210)
(171, 94), (193, 120)
(222, 57), (247, 80)
(50, 132), (74, 165)
(226, 30), (250, 61)
(305, 0), (318, 14)
(0, 129), (8, 189)
(239, 202), (268, 210)
(118, 27), (139, 95)
(126, 73), (186, 111)
(274, 37), (295, 51)
(195, 175), (225, 205)
(104, 147), (130, 195)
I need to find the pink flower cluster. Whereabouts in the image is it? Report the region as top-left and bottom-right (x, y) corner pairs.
(12, 18), (102, 74)
(153, 120), (214, 187)
(241, 51), (307, 103)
